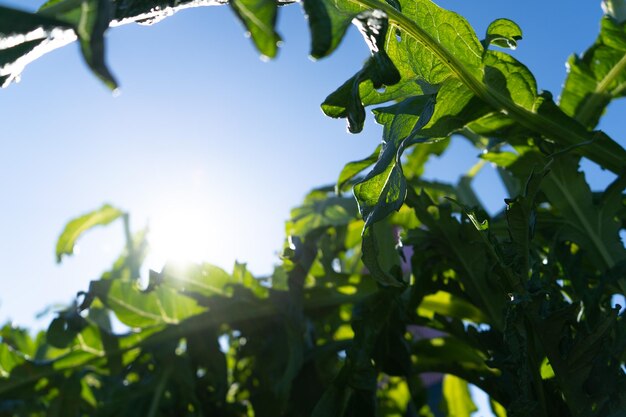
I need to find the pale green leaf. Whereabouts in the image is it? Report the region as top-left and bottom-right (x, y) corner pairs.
(485, 18), (522, 50)
(56, 204), (124, 263)
(442, 374), (477, 417)
(89, 279), (204, 328)
(417, 291), (489, 323)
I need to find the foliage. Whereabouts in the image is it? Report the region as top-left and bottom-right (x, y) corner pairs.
(1, 0), (626, 416)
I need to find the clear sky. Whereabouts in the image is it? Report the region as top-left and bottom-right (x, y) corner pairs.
(0, 0), (624, 330)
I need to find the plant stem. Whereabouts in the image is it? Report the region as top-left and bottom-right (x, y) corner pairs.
(147, 366), (172, 417)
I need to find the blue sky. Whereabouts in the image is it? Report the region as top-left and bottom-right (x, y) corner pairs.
(0, 0), (624, 330)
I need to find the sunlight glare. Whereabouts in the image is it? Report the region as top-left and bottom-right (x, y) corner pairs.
(144, 204), (223, 272)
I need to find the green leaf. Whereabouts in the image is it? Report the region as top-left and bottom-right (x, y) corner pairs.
(442, 374), (478, 417)
(560, 17), (626, 128)
(485, 18), (523, 50)
(357, 95), (435, 227)
(230, 0), (281, 58)
(0, 6), (74, 87)
(411, 336), (492, 376)
(47, 373), (82, 417)
(537, 154), (625, 272)
(311, 369), (353, 417)
(417, 291), (489, 323)
(603, 0), (626, 23)
(354, 148), (406, 227)
(46, 310), (88, 348)
(0, 343), (26, 377)
(483, 50), (537, 110)
(367, 0), (626, 172)
(503, 166), (547, 276)
(159, 263), (235, 299)
(336, 145), (382, 194)
(361, 220), (403, 287)
(40, 0), (118, 90)
(402, 137), (449, 179)
(420, 79), (489, 137)
(321, 10), (401, 133)
(490, 399), (508, 417)
(301, 0), (362, 59)
(287, 191), (358, 236)
(89, 279), (204, 328)
(535, 92), (626, 171)
(56, 204), (124, 263)
(392, 0), (484, 84)
(407, 191), (504, 329)
(322, 0), (485, 132)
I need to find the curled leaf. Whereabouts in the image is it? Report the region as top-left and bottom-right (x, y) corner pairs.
(56, 204), (124, 263)
(322, 10), (401, 133)
(484, 18), (523, 50)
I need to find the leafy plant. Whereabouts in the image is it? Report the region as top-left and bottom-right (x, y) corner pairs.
(1, 0), (625, 416)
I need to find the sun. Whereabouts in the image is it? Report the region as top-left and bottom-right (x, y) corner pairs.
(144, 204), (220, 272)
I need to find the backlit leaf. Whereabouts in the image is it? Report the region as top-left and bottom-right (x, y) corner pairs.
(560, 17), (626, 128)
(483, 50), (537, 110)
(442, 374), (478, 417)
(56, 204), (124, 263)
(336, 145), (382, 194)
(485, 18), (523, 50)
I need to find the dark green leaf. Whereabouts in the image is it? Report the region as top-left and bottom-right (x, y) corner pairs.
(357, 95), (435, 227)
(535, 92), (626, 172)
(46, 311), (88, 348)
(230, 0), (281, 58)
(301, 0), (361, 58)
(321, 10), (401, 133)
(40, 0), (118, 90)
(539, 155), (626, 272)
(0, 6), (74, 87)
(407, 191), (505, 329)
(361, 220), (404, 287)
(504, 166), (547, 275)
(311, 369), (352, 417)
